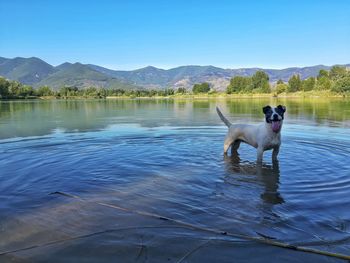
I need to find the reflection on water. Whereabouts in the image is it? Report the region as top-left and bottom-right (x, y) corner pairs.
(0, 98), (350, 262)
(0, 98), (349, 139)
(224, 154), (284, 205)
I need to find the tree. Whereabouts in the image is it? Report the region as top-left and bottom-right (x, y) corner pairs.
(192, 82), (210, 94)
(275, 83), (288, 94)
(0, 77), (9, 97)
(18, 85), (34, 97)
(176, 87), (186, 94)
(251, 71), (270, 93)
(329, 66), (347, 80)
(36, 86), (53, 96)
(98, 88), (107, 97)
(227, 76), (251, 93)
(317, 69), (329, 79)
(302, 77), (316, 91)
(287, 74), (302, 92)
(84, 87), (98, 97)
(331, 75), (350, 92)
(58, 86), (79, 97)
(277, 79), (284, 85)
(8, 81), (21, 96)
(316, 76), (331, 90)
(165, 88), (175, 96)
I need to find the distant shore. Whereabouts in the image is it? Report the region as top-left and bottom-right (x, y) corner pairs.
(1, 91), (348, 101)
(105, 91), (348, 100)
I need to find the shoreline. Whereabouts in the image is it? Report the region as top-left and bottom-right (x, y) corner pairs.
(106, 90), (348, 99)
(1, 91), (348, 101)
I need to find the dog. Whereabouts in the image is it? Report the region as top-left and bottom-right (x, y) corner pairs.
(216, 105), (286, 162)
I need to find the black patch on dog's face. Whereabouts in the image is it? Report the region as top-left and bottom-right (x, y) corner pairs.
(275, 105), (286, 120)
(263, 105), (273, 123)
(262, 105), (286, 123)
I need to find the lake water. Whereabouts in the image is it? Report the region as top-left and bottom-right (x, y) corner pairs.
(0, 98), (349, 262)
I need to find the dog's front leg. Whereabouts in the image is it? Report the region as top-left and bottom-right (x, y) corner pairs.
(257, 147), (264, 163)
(272, 146), (280, 161)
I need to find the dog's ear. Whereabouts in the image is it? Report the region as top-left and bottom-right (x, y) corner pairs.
(277, 105), (286, 113)
(262, 105), (272, 114)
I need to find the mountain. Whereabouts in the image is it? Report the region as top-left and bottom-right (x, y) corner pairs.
(87, 65), (169, 88)
(0, 57), (138, 90)
(1, 56), (349, 91)
(263, 65), (333, 82)
(0, 57), (56, 84)
(89, 64), (229, 88)
(35, 62), (138, 90)
(89, 64), (349, 91)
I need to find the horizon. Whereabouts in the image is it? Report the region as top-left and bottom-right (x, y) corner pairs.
(1, 1), (350, 70)
(1, 55), (349, 72)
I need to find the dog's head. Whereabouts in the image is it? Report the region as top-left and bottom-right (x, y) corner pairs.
(262, 105), (286, 133)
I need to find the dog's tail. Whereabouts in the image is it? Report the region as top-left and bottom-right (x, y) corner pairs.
(216, 107), (232, 128)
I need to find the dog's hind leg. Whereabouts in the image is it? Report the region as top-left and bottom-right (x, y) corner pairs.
(231, 140), (241, 155)
(223, 135), (235, 154)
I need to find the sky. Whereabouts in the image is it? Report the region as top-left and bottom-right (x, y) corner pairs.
(1, 0), (349, 70)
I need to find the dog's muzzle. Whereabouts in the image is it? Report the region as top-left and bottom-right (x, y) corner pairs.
(271, 120), (282, 132)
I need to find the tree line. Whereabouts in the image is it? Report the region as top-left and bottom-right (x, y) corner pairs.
(227, 66), (350, 94)
(0, 66), (349, 99)
(0, 78), (180, 99)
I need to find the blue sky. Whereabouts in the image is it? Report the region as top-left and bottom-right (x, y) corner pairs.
(1, 0), (349, 70)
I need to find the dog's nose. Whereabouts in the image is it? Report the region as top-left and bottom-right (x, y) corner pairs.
(272, 114), (279, 121)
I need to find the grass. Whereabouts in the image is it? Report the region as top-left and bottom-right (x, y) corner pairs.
(106, 91), (349, 100)
(2, 91), (349, 101)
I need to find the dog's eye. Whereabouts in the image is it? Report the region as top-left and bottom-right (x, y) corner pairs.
(263, 106), (272, 114)
(277, 105), (286, 113)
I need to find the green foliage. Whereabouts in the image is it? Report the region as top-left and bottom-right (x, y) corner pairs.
(251, 71), (270, 93)
(0, 77), (9, 97)
(166, 88), (175, 95)
(58, 86), (79, 97)
(227, 76), (252, 93)
(226, 71), (270, 94)
(176, 87), (187, 94)
(275, 83), (288, 94)
(0, 77), (36, 98)
(329, 66), (347, 81)
(106, 88), (178, 97)
(192, 82), (210, 94)
(287, 74), (302, 92)
(0, 77), (190, 99)
(316, 76), (331, 90)
(331, 74), (350, 92)
(98, 88), (108, 97)
(8, 80), (21, 96)
(2, 66), (350, 100)
(84, 87), (99, 97)
(18, 85), (35, 96)
(317, 69), (329, 79)
(36, 86), (54, 96)
(302, 77), (316, 91)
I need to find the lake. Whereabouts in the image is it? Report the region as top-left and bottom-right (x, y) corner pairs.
(0, 98), (349, 262)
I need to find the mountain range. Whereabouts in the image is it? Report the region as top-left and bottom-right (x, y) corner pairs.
(0, 56), (349, 91)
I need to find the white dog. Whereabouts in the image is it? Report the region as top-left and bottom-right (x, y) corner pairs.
(216, 105), (286, 162)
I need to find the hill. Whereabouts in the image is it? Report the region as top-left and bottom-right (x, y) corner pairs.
(88, 64), (347, 90)
(0, 57), (56, 84)
(0, 57), (138, 90)
(1, 56), (349, 90)
(35, 62), (137, 90)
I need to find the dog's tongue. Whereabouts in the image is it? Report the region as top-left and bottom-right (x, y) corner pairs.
(271, 121), (281, 132)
